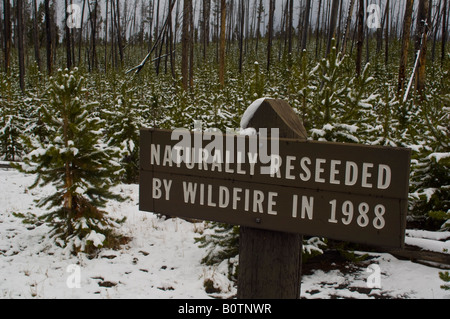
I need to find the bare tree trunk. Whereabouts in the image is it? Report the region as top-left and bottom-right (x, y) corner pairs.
(116, 0), (124, 66)
(326, 0), (340, 56)
(88, 0), (99, 71)
(315, 0), (323, 58)
(442, 0), (448, 65)
(168, 0), (175, 79)
(341, 0), (355, 55)
(181, 0), (191, 91)
(255, 0), (263, 56)
(65, 0), (73, 69)
(202, 0), (211, 61)
(302, 0), (312, 51)
(219, 0), (226, 88)
(45, 0), (53, 75)
(78, 0), (86, 67)
(415, 0), (430, 96)
(189, 0), (194, 89)
(398, 0), (415, 95)
(3, 0), (11, 73)
(385, 0), (390, 66)
(356, 0), (365, 76)
(267, 0), (274, 72)
(288, 0), (294, 54)
(32, 0), (41, 71)
(17, 0), (25, 91)
(239, 0), (245, 73)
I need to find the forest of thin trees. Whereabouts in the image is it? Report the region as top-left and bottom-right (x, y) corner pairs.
(1, 0), (449, 94)
(1, 2), (449, 255)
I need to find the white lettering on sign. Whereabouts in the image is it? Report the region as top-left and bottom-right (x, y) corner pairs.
(156, 178), (388, 231)
(182, 181), (279, 216)
(149, 144), (393, 191)
(152, 178), (172, 201)
(328, 199), (386, 230)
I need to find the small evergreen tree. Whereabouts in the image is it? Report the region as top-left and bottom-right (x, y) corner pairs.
(14, 68), (127, 255)
(0, 76), (26, 161)
(440, 271), (450, 291)
(195, 223), (240, 281)
(104, 78), (143, 184)
(409, 57), (450, 225)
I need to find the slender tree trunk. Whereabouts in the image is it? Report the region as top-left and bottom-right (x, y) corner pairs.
(219, 0), (226, 88)
(45, 0), (53, 75)
(288, 0), (294, 54)
(181, 0), (191, 90)
(32, 0), (41, 71)
(239, 0), (245, 73)
(302, 0), (312, 51)
(65, 0), (73, 69)
(189, 0), (194, 89)
(255, 0), (263, 56)
(398, 0), (415, 95)
(168, 0), (175, 79)
(442, 0), (448, 64)
(326, 0), (340, 56)
(356, 0), (365, 75)
(267, 0), (274, 72)
(341, 0), (355, 55)
(116, 0), (124, 66)
(336, 0), (344, 49)
(385, 0), (390, 66)
(202, 0), (211, 61)
(315, 0), (323, 58)
(3, 0), (11, 73)
(17, 0), (25, 92)
(415, 0), (430, 96)
(104, 0), (108, 72)
(78, 0), (86, 67)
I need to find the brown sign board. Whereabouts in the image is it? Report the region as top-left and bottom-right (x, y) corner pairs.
(140, 128), (411, 248)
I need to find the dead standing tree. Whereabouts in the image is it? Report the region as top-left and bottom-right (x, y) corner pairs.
(355, 0), (365, 76)
(415, 0), (430, 96)
(181, 0), (191, 91)
(17, 0), (25, 92)
(266, 0), (275, 72)
(219, 0), (226, 88)
(398, 0), (415, 95)
(3, 0), (11, 73)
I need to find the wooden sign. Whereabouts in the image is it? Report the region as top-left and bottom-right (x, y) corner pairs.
(140, 127), (411, 248)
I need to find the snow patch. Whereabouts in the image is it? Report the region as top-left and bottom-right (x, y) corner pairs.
(240, 97), (271, 129)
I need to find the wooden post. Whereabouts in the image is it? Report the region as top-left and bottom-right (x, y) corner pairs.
(237, 99), (308, 299)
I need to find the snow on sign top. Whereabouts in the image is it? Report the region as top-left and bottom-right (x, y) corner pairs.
(240, 97), (271, 129)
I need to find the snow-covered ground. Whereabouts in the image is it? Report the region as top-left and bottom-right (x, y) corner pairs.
(0, 167), (449, 299)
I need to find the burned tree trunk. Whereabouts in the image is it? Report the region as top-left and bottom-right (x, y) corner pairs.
(45, 0), (53, 75)
(415, 0), (430, 96)
(398, 0), (415, 95)
(3, 0), (11, 73)
(356, 0), (365, 76)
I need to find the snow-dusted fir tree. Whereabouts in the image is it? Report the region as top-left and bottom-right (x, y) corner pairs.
(309, 40), (375, 144)
(0, 75), (26, 161)
(15, 68), (127, 255)
(409, 55), (450, 227)
(103, 78), (144, 184)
